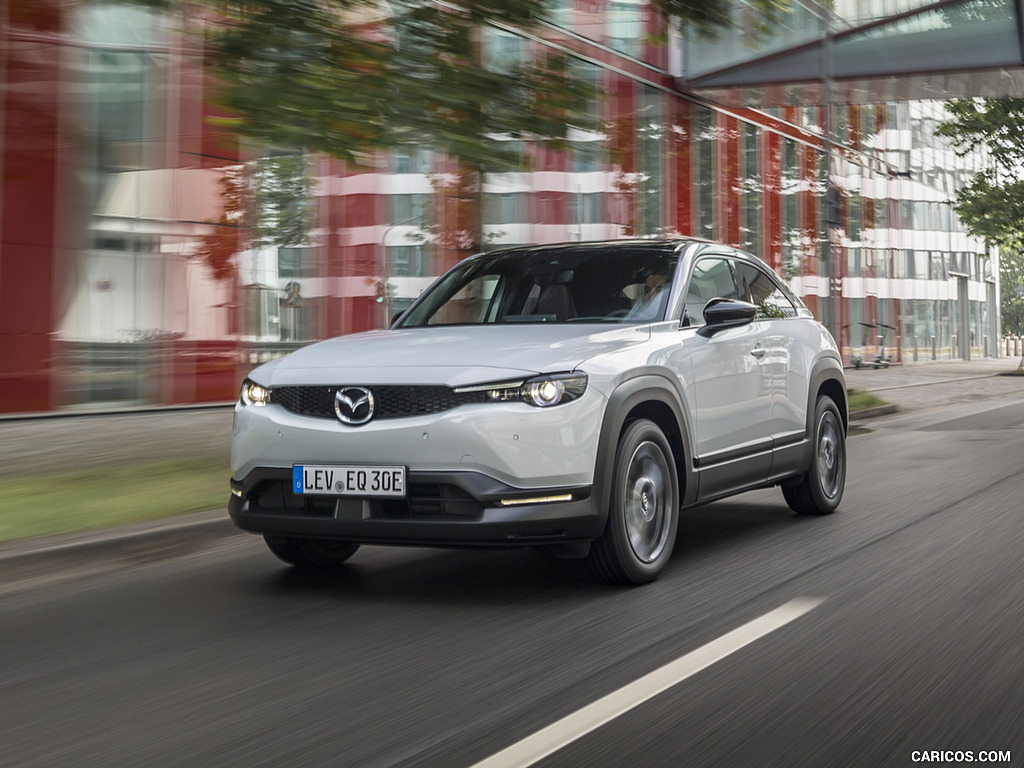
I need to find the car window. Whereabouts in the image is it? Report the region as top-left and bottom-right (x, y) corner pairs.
(734, 262), (797, 319)
(683, 256), (739, 327)
(398, 246), (680, 327)
(424, 274), (502, 325)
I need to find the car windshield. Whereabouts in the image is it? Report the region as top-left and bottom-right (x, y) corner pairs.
(396, 244), (680, 327)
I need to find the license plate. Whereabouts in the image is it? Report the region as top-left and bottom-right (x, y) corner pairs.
(293, 465), (406, 497)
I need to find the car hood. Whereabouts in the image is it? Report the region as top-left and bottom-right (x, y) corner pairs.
(254, 324), (651, 388)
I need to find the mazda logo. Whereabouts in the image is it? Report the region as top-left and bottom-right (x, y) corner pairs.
(334, 386), (375, 425)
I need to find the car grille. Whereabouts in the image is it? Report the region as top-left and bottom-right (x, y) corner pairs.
(248, 480), (484, 520)
(272, 385), (488, 420)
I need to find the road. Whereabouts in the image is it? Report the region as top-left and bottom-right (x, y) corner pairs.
(2, 389), (1023, 768)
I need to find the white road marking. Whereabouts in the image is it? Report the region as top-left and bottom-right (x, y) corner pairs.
(469, 597), (825, 768)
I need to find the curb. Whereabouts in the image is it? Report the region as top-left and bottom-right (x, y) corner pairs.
(849, 404), (900, 421)
(0, 402), (236, 423)
(0, 509), (243, 586)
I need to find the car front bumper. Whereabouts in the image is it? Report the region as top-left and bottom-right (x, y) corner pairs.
(228, 467), (603, 547)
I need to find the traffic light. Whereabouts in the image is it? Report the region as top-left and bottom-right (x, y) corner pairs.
(375, 279), (396, 304)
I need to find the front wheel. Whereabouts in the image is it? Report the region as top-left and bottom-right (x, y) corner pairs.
(587, 419), (679, 585)
(783, 395), (846, 515)
(263, 535), (360, 569)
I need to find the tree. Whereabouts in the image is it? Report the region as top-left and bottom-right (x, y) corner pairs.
(935, 98), (1024, 246)
(201, 0), (785, 263)
(995, 238), (1024, 337)
(935, 98), (1024, 335)
(194, 154), (315, 281)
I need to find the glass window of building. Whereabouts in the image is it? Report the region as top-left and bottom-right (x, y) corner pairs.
(243, 285), (279, 341)
(693, 107), (716, 241)
(568, 192), (605, 226)
(848, 191), (861, 242)
(389, 245), (429, 277)
(636, 86), (663, 235)
(483, 26), (522, 73)
(391, 194), (429, 225)
(570, 60), (604, 172)
(607, 0), (644, 57)
(278, 246), (318, 279)
(484, 192), (526, 226)
(833, 104), (849, 145)
(548, 0), (575, 30)
(392, 145), (433, 174)
(741, 122), (761, 256)
(781, 138), (800, 278)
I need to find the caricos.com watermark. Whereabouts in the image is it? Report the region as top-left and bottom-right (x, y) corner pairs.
(911, 751), (1012, 763)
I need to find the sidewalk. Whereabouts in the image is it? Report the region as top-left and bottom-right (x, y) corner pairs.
(844, 356), (1023, 418)
(1, 357), (1021, 587)
(0, 404), (234, 480)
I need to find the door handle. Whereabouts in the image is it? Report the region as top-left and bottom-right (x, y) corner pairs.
(750, 345), (767, 360)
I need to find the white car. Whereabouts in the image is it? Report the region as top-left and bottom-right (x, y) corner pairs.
(230, 238), (847, 584)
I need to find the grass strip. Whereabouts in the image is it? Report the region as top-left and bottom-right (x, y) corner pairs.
(848, 388), (889, 412)
(0, 457), (230, 543)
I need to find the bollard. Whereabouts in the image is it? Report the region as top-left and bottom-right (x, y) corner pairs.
(932, 335), (937, 360)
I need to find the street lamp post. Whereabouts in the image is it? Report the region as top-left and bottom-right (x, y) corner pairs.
(379, 215), (422, 327)
(1016, 286), (1024, 370)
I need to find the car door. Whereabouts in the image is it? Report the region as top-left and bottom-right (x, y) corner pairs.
(680, 254), (775, 499)
(733, 259), (806, 439)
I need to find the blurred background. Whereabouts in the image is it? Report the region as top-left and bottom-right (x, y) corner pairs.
(0, 0), (1015, 415)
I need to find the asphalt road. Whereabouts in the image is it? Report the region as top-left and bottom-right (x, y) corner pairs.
(2, 387), (1023, 767)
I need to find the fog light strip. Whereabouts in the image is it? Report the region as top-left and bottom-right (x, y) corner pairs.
(498, 494), (572, 507)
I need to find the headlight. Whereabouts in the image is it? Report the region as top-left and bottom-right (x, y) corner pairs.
(240, 379), (271, 407)
(455, 373), (587, 408)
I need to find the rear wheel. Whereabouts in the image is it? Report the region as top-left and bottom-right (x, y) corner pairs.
(587, 419), (679, 585)
(263, 535), (360, 569)
(783, 395), (846, 515)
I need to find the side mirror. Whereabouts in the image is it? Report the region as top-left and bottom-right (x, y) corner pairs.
(697, 298), (757, 337)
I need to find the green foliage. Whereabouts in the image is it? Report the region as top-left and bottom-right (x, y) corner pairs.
(936, 98), (1024, 335)
(0, 458), (229, 542)
(252, 155), (315, 248)
(935, 98), (1024, 246)
(998, 238), (1024, 336)
(205, 0), (596, 172)
(193, 154), (313, 279)
(207, 0), (391, 161)
(652, 0), (789, 39)
(847, 388), (888, 413)
(203, 0), (776, 172)
(199, 0), (784, 252)
(946, 176), (1024, 246)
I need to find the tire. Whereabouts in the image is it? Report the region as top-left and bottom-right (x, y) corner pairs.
(783, 395), (846, 515)
(263, 535), (360, 569)
(587, 419), (679, 585)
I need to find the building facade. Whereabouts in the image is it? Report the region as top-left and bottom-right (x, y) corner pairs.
(0, 0), (998, 413)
